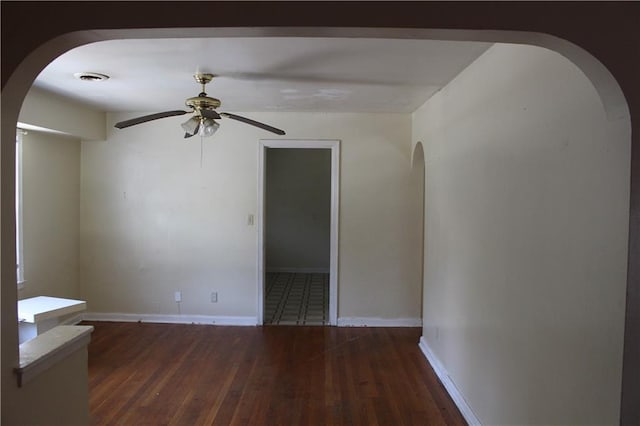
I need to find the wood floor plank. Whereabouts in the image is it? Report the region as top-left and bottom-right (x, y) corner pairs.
(85, 322), (466, 425)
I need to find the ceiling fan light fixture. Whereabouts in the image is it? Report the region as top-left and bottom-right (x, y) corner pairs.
(181, 116), (200, 135)
(201, 119), (220, 137)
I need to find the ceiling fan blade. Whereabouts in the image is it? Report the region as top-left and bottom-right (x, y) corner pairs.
(114, 110), (189, 129)
(219, 113), (285, 135)
(200, 109), (221, 120)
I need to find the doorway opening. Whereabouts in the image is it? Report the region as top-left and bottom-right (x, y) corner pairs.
(411, 142), (425, 321)
(257, 140), (340, 325)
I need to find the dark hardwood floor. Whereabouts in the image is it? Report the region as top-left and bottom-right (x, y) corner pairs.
(85, 322), (465, 425)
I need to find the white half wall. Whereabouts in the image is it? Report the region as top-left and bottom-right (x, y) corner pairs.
(18, 130), (81, 301)
(80, 112), (421, 321)
(413, 44), (630, 424)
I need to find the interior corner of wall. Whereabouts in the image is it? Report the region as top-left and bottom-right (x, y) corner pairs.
(19, 86), (106, 141)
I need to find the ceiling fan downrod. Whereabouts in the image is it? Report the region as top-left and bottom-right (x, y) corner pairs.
(194, 73), (215, 92)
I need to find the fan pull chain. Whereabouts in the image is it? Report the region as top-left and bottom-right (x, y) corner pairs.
(200, 136), (204, 168)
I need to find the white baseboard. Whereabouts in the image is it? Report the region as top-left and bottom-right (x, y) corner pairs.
(418, 336), (481, 425)
(337, 317), (422, 327)
(82, 313), (419, 328)
(266, 267), (330, 273)
(82, 312), (257, 326)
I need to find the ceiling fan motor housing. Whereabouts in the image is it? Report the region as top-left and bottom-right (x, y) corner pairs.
(185, 95), (221, 111)
(186, 73), (221, 112)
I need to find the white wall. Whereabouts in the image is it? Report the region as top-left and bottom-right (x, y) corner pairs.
(18, 131), (81, 300)
(413, 44), (630, 424)
(265, 148), (331, 272)
(81, 112), (421, 321)
(18, 87), (106, 141)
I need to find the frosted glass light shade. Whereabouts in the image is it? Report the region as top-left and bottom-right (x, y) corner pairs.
(201, 119), (220, 137)
(181, 116), (200, 135)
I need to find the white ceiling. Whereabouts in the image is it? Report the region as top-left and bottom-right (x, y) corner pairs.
(34, 37), (491, 114)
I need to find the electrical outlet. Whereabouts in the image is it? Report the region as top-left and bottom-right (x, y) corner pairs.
(211, 292), (218, 303)
(247, 214), (254, 226)
(174, 291), (182, 303)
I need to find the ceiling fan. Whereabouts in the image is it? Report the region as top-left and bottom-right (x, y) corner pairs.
(114, 73), (286, 138)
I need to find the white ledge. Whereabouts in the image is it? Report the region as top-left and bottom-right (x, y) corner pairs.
(15, 325), (93, 387)
(18, 296), (86, 323)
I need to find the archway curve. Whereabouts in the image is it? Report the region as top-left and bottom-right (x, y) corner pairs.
(411, 140), (426, 171)
(1, 20), (636, 424)
(3, 26), (631, 124)
(410, 141), (426, 323)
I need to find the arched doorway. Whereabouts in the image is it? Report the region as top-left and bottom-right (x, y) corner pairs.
(411, 141), (426, 322)
(2, 3), (637, 424)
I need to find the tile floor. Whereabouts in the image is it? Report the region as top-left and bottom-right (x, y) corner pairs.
(264, 272), (329, 325)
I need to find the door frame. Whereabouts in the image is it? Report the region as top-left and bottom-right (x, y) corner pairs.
(257, 139), (340, 325)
